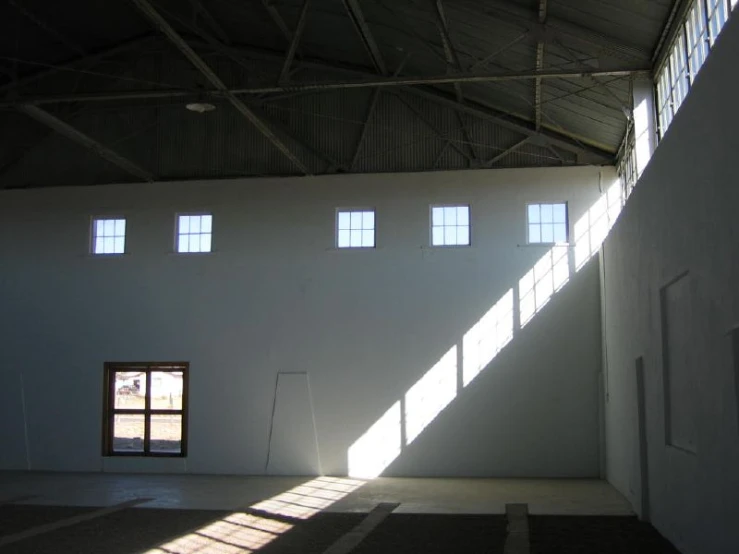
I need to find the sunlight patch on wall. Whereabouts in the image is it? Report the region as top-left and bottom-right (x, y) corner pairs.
(405, 345), (458, 445)
(347, 401), (402, 478)
(462, 290), (514, 386)
(574, 180), (623, 270)
(519, 245), (570, 327)
(146, 476), (364, 553)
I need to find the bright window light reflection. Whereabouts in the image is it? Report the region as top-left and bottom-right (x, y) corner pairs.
(574, 180), (623, 270)
(519, 245), (570, 327)
(348, 401), (402, 479)
(405, 346), (457, 445)
(146, 477), (364, 554)
(463, 290), (513, 386)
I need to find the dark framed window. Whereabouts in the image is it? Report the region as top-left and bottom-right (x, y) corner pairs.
(102, 362), (189, 457)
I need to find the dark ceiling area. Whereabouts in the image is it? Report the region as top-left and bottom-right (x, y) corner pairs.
(0, 0), (675, 189)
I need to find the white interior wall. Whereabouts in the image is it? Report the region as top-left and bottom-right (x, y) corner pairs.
(603, 12), (739, 554)
(0, 166), (609, 477)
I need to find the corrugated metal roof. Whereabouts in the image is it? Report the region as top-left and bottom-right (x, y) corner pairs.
(0, 0), (677, 188)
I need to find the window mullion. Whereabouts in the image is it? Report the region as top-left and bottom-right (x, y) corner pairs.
(144, 368), (151, 454)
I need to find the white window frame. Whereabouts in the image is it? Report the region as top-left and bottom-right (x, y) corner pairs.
(656, 0), (735, 138)
(526, 202), (569, 245)
(91, 216), (127, 255)
(336, 208), (376, 249)
(175, 213), (213, 254)
(430, 204), (471, 247)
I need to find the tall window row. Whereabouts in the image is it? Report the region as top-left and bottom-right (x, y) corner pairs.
(656, 0), (736, 137)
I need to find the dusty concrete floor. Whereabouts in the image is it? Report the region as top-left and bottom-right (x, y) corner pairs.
(0, 472), (633, 514)
(0, 472), (681, 554)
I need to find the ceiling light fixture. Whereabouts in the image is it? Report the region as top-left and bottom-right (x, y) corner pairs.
(185, 101), (216, 113)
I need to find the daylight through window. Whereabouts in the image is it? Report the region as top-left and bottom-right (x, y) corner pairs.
(431, 205), (470, 246)
(527, 203), (568, 244)
(177, 214), (212, 253)
(102, 362), (188, 457)
(92, 218), (126, 255)
(337, 210), (375, 248)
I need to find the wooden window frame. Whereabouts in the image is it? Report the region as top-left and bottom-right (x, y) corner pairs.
(102, 362), (189, 457)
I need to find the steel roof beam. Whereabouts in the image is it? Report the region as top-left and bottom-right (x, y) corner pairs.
(485, 136), (530, 167)
(189, 0), (231, 45)
(279, 0), (311, 83)
(0, 66), (649, 108)
(0, 34), (156, 95)
(17, 104), (154, 182)
(474, 0), (649, 63)
(261, 0), (294, 43)
(341, 0), (387, 75)
(408, 88), (612, 163)
(534, 0), (548, 131)
(430, 0), (477, 161)
(129, 0), (311, 175)
(8, 0), (86, 57)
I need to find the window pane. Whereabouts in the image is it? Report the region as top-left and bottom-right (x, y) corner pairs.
(114, 237), (125, 254)
(432, 226), (444, 245)
(150, 414), (182, 454)
(96, 219), (104, 235)
(457, 206), (469, 226)
(553, 223), (568, 243)
(541, 204), (553, 223)
(114, 372), (146, 409)
(178, 235), (189, 253)
(150, 371), (183, 409)
(457, 226), (470, 246)
(362, 211), (375, 229)
(541, 224), (554, 243)
(104, 237), (115, 253)
(200, 234), (212, 252)
(552, 204), (567, 223)
(201, 215), (212, 233)
(338, 212), (350, 230)
(190, 216), (201, 234)
(362, 230), (375, 247)
(337, 229), (350, 248)
(444, 226), (456, 245)
(95, 237), (104, 254)
(444, 206), (457, 226)
(179, 216), (190, 234)
(529, 224), (541, 243)
(350, 229), (362, 246)
(350, 212), (362, 229)
(528, 204), (540, 223)
(115, 219), (126, 236)
(103, 220), (115, 236)
(432, 207), (444, 226)
(112, 414), (145, 453)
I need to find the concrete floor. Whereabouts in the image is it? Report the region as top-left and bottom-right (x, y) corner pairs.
(0, 472), (633, 515)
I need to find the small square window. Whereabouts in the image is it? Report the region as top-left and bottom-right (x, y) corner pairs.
(177, 214), (213, 253)
(92, 218), (126, 254)
(337, 209), (375, 248)
(431, 205), (470, 246)
(527, 203), (568, 244)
